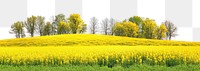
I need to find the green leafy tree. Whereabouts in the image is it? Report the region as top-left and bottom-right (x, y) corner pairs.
(129, 16), (143, 37)
(57, 21), (70, 34)
(68, 14), (85, 34)
(36, 16), (45, 36)
(25, 16), (37, 37)
(43, 22), (52, 36)
(10, 21), (25, 38)
(55, 14), (66, 23)
(164, 21), (177, 40)
(52, 14), (66, 35)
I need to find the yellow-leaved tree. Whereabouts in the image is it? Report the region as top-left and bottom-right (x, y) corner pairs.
(156, 24), (168, 40)
(57, 21), (70, 34)
(113, 22), (138, 37)
(123, 22), (139, 37)
(68, 14), (86, 34)
(142, 18), (158, 39)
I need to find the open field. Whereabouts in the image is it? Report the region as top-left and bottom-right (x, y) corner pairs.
(0, 34), (200, 70)
(0, 34), (200, 46)
(0, 46), (200, 67)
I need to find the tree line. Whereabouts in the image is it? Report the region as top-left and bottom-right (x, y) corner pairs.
(10, 14), (177, 40)
(89, 16), (177, 40)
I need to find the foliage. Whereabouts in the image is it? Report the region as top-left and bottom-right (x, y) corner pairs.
(10, 21), (25, 38)
(156, 24), (168, 40)
(25, 16), (37, 37)
(55, 14), (66, 23)
(78, 24), (87, 34)
(129, 16), (143, 27)
(123, 22), (139, 37)
(113, 22), (126, 36)
(68, 14), (85, 34)
(142, 18), (158, 39)
(113, 22), (139, 37)
(128, 16), (143, 37)
(43, 22), (53, 36)
(57, 21), (70, 34)
(52, 14), (66, 35)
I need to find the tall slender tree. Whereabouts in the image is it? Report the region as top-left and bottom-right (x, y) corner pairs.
(101, 18), (109, 35)
(25, 16), (37, 37)
(36, 16), (45, 36)
(109, 18), (116, 35)
(90, 17), (98, 34)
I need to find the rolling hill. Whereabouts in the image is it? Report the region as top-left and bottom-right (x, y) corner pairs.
(0, 34), (199, 46)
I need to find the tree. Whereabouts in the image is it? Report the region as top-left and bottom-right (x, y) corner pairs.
(25, 16), (37, 37)
(113, 22), (126, 36)
(129, 16), (143, 37)
(109, 18), (116, 35)
(68, 14), (85, 34)
(142, 18), (158, 39)
(113, 22), (138, 37)
(10, 21), (25, 38)
(101, 18), (109, 35)
(79, 24), (87, 34)
(57, 21), (70, 34)
(52, 14), (66, 35)
(156, 24), (168, 40)
(43, 22), (52, 36)
(89, 17), (98, 34)
(36, 16), (45, 36)
(164, 21), (177, 40)
(123, 22), (139, 37)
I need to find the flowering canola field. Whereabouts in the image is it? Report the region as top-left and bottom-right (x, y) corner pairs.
(0, 46), (200, 67)
(0, 34), (200, 67)
(0, 34), (200, 46)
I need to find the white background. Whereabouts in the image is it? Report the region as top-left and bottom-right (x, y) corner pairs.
(0, 0), (199, 41)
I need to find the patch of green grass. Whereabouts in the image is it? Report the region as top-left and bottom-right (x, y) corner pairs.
(0, 65), (200, 71)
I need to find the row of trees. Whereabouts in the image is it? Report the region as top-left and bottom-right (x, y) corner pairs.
(10, 14), (177, 40)
(10, 14), (86, 38)
(89, 16), (177, 40)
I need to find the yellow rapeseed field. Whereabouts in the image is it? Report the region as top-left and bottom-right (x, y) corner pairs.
(0, 34), (200, 67)
(0, 46), (200, 66)
(0, 34), (200, 46)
